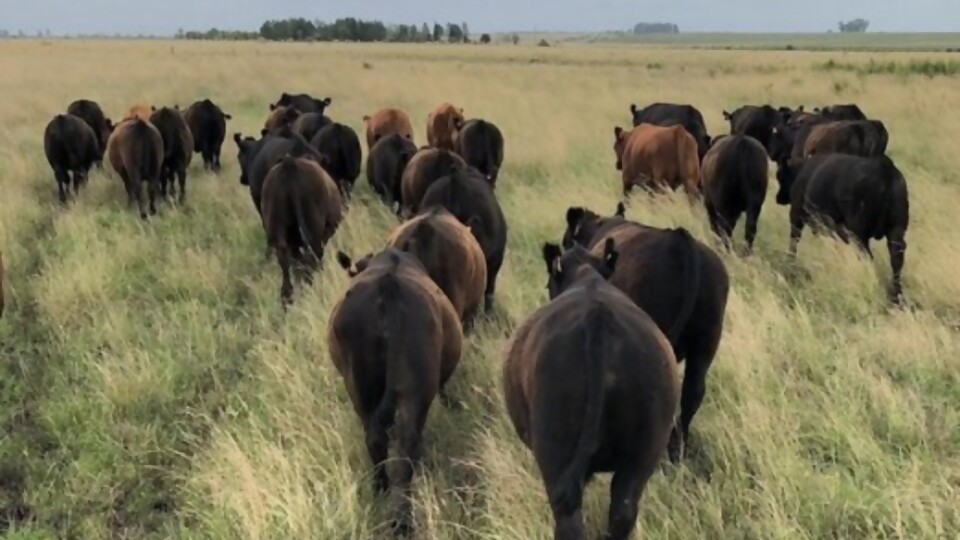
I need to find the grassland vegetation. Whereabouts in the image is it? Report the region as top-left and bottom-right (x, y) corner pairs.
(0, 40), (958, 539)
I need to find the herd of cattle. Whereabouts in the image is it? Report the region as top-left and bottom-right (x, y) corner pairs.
(15, 90), (909, 539)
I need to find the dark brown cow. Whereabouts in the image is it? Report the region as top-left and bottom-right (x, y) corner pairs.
(386, 206), (487, 328)
(779, 153), (909, 304)
(563, 204), (729, 460)
(236, 129), (328, 216)
(311, 123), (362, 195)
(260, 156), (344, 304)
(107, 118), (164, 219)
(184, 98), (231, 171)
(271, 93), (331, 114)
(367, 133), (418, 208)
(701, 135), (769, 252)
(264, 106), (301, 133)
(613, 124), (700, 198)
(399, 147), (468, 218)
(454, 118), (505, 186)
(292, 112), (333, 143)
(420, 168), (507, 310)
(43, 114), (100, 203)
(329, 247), (462, 535)
(364, 108), (414, 149)
(149, 107), (194, 202)
(66, 99), (113, 165)
(504, 240), (678, 540)
(802, 120), (889, 158)
(426, 102), (465, 151)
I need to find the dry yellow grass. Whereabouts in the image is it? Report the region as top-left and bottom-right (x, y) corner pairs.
(0, 40), (959, 540)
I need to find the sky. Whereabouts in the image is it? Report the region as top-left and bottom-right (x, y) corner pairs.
(0, 0), (955, 35)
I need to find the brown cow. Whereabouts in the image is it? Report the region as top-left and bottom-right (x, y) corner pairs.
(504, 240), (678, 540)
(260, 156), (344, 304)
(701, 135), (769, 252)
(107, 117), (164, 219)
(264, 106), (302, 133)
(149, 106), (194, 202)
(292, 112), (332, 143)
(364, 108), (414, 149)
(124, 104), (154, 122)
(802, 120), (889, 159)
(426, 102), (465, 151)
(562, 204), (729, 461)
(386, 206), (487, 328)
(613, 124), (700, 198)
(329, 247), (462, 536)
(400, 147), (468, 218)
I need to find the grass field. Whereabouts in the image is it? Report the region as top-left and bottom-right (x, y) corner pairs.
(1, 40), (959, 539)
(574, 32), (960, 52)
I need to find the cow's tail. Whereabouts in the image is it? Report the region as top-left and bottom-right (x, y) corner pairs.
(736, 136), (767, 206)
(286, 158), (325, 260)
(858, 155), (897, 234)
(371, 263), (403, 432)
(665, 228), (701, 346)
(679, 129), (701, 196)
(551, 301), (610, 514)
(393, 148), (415, 205)
(130, 118), (160, 183)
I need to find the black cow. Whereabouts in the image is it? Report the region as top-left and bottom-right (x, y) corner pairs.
(293, 112), (333, 143)
(43, 114), (100, 203)
(563, 204), (729, 461)
(311, 122), (362, 195)
(630, 102), (711, 160)
(701, 135), (769, 252)
(149, 107), (194, 202)
(814, 104), (868, 121)
(722, 105), (780, 151)
(454, 118), (505, 186)
(504, 240), (678, 540)
(420, 168), (507, 310)
(779, 153), (909, 304)
(66, 99), (113, 166)
(234, 129), (326, 215)
(184, 99), (231, 171)
(271, 93), (332, 114)
(367, 133), (418, 210)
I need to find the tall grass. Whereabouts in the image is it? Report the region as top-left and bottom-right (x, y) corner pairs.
(1, 40), (959, 539)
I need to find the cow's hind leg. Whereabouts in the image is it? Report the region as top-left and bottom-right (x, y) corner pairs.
(276, 244), (294, 305)
(888, 228), (907, 305)
(177, 167), (187, 203)
(669, 323), (722, 462)
(605, 464), (656, 540)
(744, 204), (762, 255)
(54, 167), (70, 204)
(393, 396), (432, 537)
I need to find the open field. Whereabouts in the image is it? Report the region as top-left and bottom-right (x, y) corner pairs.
(574, 32), (960, 52)
(1, 40), (959, 539)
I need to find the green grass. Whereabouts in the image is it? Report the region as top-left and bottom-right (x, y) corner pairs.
(578, 32), (960, 52)
(0, 40), (959, 539)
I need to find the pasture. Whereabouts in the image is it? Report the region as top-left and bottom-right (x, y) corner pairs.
(1, 40), (959, 539)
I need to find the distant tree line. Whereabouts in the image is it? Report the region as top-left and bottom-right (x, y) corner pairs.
(838, 19), (869, 33)
(633, 22), (679, 35)
(175, 18), (477, 43)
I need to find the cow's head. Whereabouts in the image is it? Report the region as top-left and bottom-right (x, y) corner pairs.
(543, 239), (618, 299)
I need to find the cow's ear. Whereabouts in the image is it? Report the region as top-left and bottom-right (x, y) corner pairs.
(224, 113), (232, 120)
(323, 97), (332, 106)
(269, 103), (277, 111)
(797, 105), (805, 113)
(233, 132), (243, 146)
(542, 243), (562, 275)
(615, 202), (626, 217)
(629, 103), (638, 114)
(565, 207), (585, 230)
(601, 238), (618, 277)
(336, 251), (353, 272)
(723, 110), (731, 120)
(614, 126), (624, 140)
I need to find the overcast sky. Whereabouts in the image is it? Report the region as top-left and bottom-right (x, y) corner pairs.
(0, 1), (955, 35)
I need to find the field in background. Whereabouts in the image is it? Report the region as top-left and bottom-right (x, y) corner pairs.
(572, 32), (960, 51)
(0, 40), (959, 539)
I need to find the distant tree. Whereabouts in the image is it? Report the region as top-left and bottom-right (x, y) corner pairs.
(632, 22), (679, 34)
(462, 22), (470, 43)
(511, 33), (520, 45)
(838, 18), (869, 33)
(422, 23), (432, 41)
(433, 23), (444, 42)
(480, 33), (491, 44)
(538, 38), (550, 47)
(447, 23), (463, 43)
